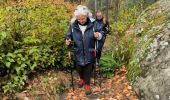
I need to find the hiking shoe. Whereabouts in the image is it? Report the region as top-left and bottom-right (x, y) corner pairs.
(78, 79), (84, 88)
(84, 85), (92, 95)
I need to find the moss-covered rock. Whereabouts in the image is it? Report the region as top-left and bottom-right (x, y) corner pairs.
(127, 0), (170, 99)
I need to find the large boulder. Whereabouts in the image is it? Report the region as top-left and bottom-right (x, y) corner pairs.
(127, 0), (170, 100)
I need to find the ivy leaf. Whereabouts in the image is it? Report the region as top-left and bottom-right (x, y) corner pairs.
(21, 63), (26, 68)
(22, 75), (27, 80)
(9, 58), (15, 63)
(14, 76), (19, 82)
(6, 62), (11, 68)
(30, 63), (37, 71)
(7, 53), (16, 58)
(16, 67), (21, 75)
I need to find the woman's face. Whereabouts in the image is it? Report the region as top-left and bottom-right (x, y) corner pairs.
(77, 15), (87, 25)
(96, 12), (103, 20)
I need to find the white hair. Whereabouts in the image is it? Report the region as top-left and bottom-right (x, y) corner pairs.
(70, 5), (94, 24)
(74, 5), (89, 17)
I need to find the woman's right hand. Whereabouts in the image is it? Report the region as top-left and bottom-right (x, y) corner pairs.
(65, 39), (71, 46)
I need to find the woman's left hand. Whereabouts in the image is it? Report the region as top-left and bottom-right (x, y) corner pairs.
(94, 32), (100, 39)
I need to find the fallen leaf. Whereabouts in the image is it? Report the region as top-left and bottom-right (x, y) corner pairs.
(2, 96), (8, 100)
(126, 93), (131, 97)
(127, 86), (132, 90)
(15, 92), (27, 99)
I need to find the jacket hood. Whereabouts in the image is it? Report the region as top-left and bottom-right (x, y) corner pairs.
(70, 17), (95, 25)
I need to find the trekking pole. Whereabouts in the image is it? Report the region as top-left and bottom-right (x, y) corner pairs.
(68, 45), (74, 91)
(94, 39), (103, 88)
(93, 40), (98, 85)
(98, 58), (102, 89)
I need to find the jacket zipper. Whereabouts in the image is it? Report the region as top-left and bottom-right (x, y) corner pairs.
(82, 30), (86, 65)
(75, 26), (86, 65)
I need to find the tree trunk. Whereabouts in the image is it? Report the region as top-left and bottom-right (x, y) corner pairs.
(106, 0), (109, 19)
(95, 0), (97, 13)
(114, 0), (119, 22)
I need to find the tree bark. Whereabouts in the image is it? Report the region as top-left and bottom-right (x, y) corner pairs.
(114, 0), (119, 22)
(106, 0), (109, 19)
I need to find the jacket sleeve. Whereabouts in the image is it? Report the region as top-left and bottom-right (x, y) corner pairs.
(65, 25), (73, 40)
(96, 25), (105, 40)
(97, 32), (103, 40)
(93, 21), (104, 40)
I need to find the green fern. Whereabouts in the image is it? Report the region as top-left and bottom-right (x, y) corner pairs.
(99, 52), (121, 78)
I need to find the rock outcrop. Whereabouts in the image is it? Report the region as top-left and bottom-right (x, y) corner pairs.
(127, 0), (170, 99)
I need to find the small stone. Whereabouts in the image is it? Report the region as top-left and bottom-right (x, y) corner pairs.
(164, 42), (168, 45)
(155, 95), (160, 100)
(24, 97), (29, 100)
(160, 46), (165, 50)
(54, 77), (58, 81)
(168, 23), (170, 29)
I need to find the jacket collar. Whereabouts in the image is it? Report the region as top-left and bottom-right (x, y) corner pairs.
(72, 18), (93, 30)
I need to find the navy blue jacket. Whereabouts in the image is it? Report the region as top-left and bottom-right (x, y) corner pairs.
(66, 18), (103, 66)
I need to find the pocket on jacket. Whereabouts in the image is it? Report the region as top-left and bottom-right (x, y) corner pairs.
(73, 48), (80, 55)
(73, 48), (81, 61)
(88, 48), (95, 61)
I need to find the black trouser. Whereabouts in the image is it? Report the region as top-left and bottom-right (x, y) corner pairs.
(97, 36), (106, 61)
(76, 63), (93, 85)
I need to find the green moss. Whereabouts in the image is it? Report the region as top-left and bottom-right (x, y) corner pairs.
(166, 11), (170, 21)
(127, 37), (152, 82)
(127, 3), (169, 83)
(145, 2), (160, 12)
(127, 63), (141, 83)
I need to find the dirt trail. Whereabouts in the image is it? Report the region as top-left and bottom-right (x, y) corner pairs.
(64, 66), (139, 100)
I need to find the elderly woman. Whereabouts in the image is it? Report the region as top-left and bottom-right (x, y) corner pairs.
(65, 5), (103, 95)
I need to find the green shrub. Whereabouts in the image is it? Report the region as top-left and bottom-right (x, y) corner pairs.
(0, 0), (70, 93)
